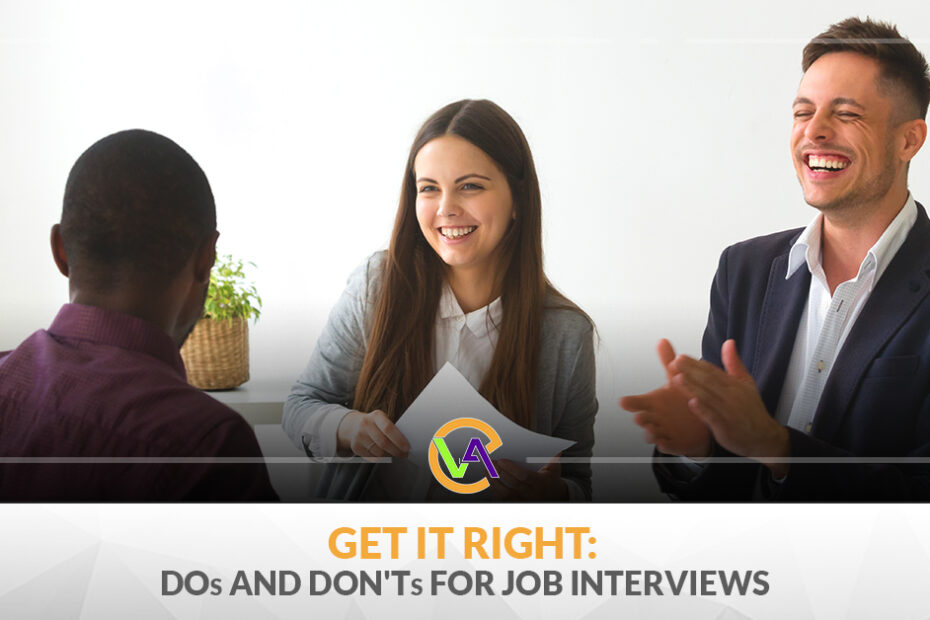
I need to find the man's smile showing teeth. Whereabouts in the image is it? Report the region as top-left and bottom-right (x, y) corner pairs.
(806, 154), (851, 171)
(440, 226), (477, 239)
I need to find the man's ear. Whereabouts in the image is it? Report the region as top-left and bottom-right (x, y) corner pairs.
(50, 224), (69, 277)
(899, 118), (928, 163)
(193, 231), (220, 284)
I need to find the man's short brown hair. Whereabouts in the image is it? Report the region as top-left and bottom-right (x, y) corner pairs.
(802, 17), (930, 121)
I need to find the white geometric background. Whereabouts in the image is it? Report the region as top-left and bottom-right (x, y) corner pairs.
(2, 504), (930, 619)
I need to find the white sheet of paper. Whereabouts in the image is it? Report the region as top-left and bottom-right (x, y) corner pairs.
(395, 362), (574, 472)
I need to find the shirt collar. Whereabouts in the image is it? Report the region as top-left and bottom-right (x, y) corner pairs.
(47, 303), (186, 377)
(437, 282), (503, 339)
(786, 193), (918, 291)
(786, 214), (824, 280)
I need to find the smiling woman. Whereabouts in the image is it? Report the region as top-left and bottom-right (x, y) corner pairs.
(414, 134), (515, 302)
(283, 99), (598, 502)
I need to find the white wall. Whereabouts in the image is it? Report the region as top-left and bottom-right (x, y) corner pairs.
(2, 0), (929, 498)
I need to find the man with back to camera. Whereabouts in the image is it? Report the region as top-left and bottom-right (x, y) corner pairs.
(0, 129), (278, 501)
(621, 17), (930, 500)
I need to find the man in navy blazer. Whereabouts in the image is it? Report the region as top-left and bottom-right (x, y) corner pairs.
(622, 17), (930, 500)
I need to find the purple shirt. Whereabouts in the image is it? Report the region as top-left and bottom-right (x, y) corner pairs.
(0, 304), (277, 501)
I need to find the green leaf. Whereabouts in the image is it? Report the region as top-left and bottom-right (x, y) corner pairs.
(202, 253), (262, 322)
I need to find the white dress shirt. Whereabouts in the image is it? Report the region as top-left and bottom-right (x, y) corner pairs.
(434, 281), (502, 391)
(775, 194), (917, 433)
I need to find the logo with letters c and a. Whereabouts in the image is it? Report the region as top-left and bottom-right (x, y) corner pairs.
(428, 417), (501, 494)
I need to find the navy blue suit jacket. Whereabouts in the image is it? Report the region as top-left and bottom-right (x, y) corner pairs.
(657, 203), (930, 501)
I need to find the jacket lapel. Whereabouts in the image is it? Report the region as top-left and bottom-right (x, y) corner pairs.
(753, 251), (811, 415)
(813, 204), (930, 441)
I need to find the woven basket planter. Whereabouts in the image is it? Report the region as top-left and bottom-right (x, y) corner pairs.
(180, 317), (250, 390)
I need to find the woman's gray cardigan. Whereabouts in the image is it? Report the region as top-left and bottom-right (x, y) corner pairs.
(283, 252), (598, 500)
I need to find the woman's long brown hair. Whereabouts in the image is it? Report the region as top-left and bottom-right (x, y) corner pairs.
(353, 99), (587, 429)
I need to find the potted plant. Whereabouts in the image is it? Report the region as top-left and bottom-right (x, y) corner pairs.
(180, 254), (262, 390)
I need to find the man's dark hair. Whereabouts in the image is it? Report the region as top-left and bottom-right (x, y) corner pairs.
(802, 17), (930, 121)
(60, 129), (216, 290)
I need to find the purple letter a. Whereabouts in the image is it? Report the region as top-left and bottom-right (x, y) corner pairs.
(462, 438), (499, 478)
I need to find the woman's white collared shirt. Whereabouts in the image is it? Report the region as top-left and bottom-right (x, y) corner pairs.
(434, 282), (502, 391)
